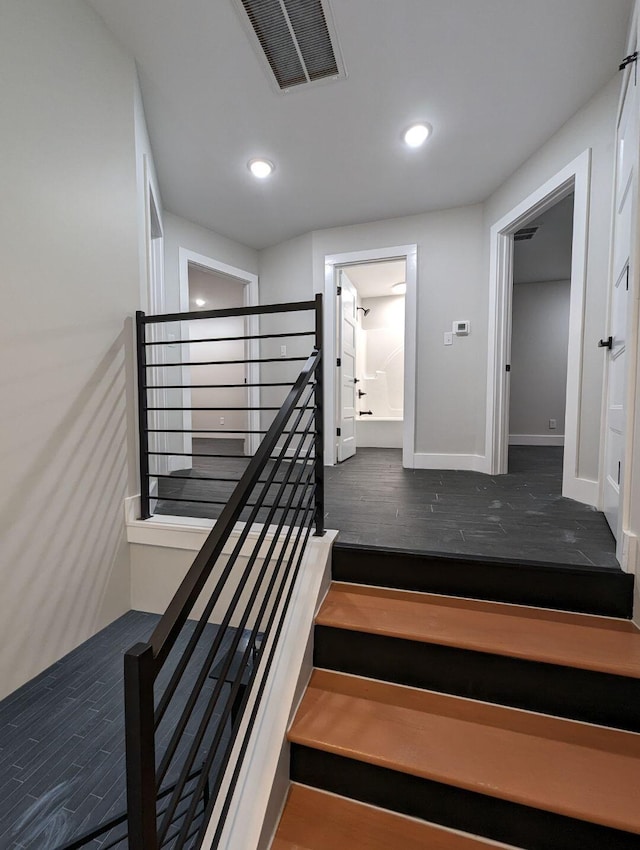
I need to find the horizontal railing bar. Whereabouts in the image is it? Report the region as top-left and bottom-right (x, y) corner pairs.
(146, 382), (306, 389)
(154, 484), (313, 509)
(146, 429), (310, 434)
(150, 473), (307, 484)
(146, 406), (311, 412)
(147, 356), (309, 367)
(144, 330), (314, 346)
(147, 350), (320, 666)
(149, 451), (249, 459)
(141, 299), (316, 325)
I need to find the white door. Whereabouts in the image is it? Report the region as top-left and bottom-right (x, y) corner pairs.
(337, 270), (358, 462)
(603, 51), (637, 536)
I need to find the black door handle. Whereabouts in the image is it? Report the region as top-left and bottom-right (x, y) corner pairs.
(359, 410), (373, 416)
(598, 336), (613, 350)
(358, 389), (367, 398)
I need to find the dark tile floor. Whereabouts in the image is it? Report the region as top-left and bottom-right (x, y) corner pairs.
(325, 446), (618, 569)
(0, 612), (233, 850)
(156, 441), (618, 570)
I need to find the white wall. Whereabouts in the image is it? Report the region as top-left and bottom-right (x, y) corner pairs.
(509, 281), (571, 441)
(311, 206), (486, 460)
(485, 75), (619, 481)
(163, 212), (258, 313)
(0, 0), (142, 698)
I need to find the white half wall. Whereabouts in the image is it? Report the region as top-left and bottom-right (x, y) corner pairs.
(0, 0), (141, 698)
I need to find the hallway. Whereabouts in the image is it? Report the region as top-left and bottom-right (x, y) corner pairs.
(324, 447), (618, 569)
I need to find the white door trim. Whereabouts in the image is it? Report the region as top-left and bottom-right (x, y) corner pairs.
(178, 248), (260, 456)
(323, 244), (418, 467)
(485, 149), (596, 506)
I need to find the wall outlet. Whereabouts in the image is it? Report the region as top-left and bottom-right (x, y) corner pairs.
(444, 332), (453, 346)
(549, 419), (557, 430)
(280, 344), (287, 357)
(220, 416), (225, 425)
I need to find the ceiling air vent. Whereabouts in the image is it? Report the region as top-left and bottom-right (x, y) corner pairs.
(234, 0), (345, 91)
(514, 226), (540, 242)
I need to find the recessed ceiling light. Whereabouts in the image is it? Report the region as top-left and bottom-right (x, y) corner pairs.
(195, 298), (206, 307)
(392, 282), (407, 295)
(248, 158), (275, 178)
(403, 123), (432, 148)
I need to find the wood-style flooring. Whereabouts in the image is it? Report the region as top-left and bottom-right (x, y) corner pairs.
(0, 612), (234, 849)
(156, 442), (618, 570)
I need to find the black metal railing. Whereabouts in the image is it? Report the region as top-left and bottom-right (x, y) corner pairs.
(136, 297), (323, 523)
(122, 296), (324, 848)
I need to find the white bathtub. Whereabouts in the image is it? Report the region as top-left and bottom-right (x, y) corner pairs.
(356, 417), (403, 448)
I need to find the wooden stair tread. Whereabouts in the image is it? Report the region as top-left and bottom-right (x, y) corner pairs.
(288, 670), (640, 835)
(271, 784), (518, 850)
(316, 583), (640, 679)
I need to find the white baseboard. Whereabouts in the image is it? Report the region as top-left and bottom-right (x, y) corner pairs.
(412, 453), (488, 473)
(622, 530), (639, 576)
(509, 434), (565, 446)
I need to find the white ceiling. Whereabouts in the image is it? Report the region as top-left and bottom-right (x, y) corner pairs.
(87, 0), (633, 250)
(344, 260), (406, 299)
(514, 193), (575, 285)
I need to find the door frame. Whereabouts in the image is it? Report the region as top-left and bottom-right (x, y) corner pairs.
(323, 244), (418, 467)
(603, 6), (640, 571)
(178, 248), (260, 457)
(485, 149), (594, 505)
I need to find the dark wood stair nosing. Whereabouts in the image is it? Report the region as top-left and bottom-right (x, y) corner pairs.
(290, 744), (640, 850)
(313, 624), (640, 732)
(331, 543), (633, 618)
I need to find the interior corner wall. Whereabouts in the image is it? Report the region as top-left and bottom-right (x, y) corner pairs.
(258, 233), (316, 432)
(311, 207), (486, 459)
(0, 1), (142, 698)
(163, 212), (259, 314)
(509, 281), (571, 440)
(484, 74), (620, 483)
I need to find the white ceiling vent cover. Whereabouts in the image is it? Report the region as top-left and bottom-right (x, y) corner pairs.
(234, 0), (346, 92)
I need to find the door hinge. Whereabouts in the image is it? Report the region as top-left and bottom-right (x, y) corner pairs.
(336, 357), (341, 367)
(337, 285), (342, 296)
(620, 51), (638, 71)
(337, 427), (341, 437)
(505, 364), (511, 372)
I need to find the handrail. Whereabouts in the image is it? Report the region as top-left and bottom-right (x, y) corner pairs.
(142, 297), (317, 324)
(125, 294), (325, 849)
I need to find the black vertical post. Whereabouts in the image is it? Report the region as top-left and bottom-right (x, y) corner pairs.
(136, 311), (151, 520)
(124, 643), (158, 850)
(313, 294), (325, 536)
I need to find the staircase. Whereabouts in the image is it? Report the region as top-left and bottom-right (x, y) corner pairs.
(271, 544), (640, 850)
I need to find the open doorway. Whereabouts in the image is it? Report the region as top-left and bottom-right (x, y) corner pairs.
(508, 194), (574, 479)
(336, 260), (407, 461)
(187, 265), (251, 457)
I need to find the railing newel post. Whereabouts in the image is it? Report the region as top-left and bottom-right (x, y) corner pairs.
(125, 642), (158, 850)
(313, 293), (325, 536)
(136, 311), (151, 520)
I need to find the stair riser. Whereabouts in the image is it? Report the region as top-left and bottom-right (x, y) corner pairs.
(315, 626), (640, 732)
(290, 745), (640, 850)
(332, 545), (633, 618)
